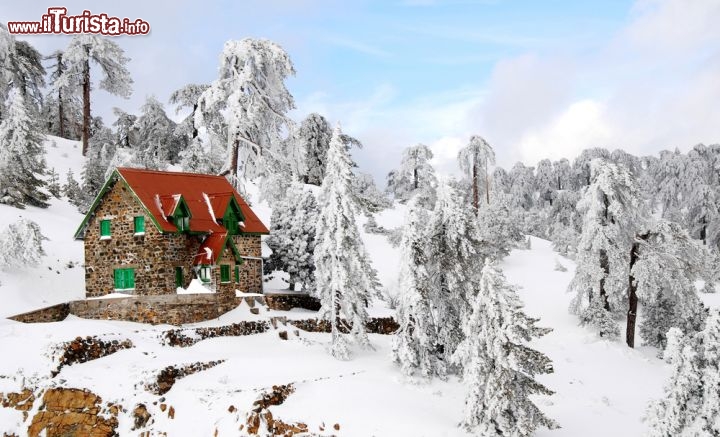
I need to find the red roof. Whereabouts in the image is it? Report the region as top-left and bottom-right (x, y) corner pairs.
(117, 168), (269, 235)
(194, 232), (228, 265)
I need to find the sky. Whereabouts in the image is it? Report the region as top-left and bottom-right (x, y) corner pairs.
(5, 0), (720, 182)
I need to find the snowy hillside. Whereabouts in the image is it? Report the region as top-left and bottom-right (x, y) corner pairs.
(0, 137), (676, 435)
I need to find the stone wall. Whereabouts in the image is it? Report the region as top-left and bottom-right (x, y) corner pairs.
(82, 178), (265, 298)
(83, 178), (202, 297)
(9, 303), (70, 323)
(265, 294), (321, 311)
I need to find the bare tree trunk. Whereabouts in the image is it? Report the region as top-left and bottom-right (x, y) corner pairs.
(599, 249), (611, 311)
(81, 48), (90, 156)
(230, 138), (239, 180)
(58, 88), (65, 139)
(485, 158), (490, 205)
(626, 241), (640, 348)
(191, 103), (199, 139)
(472, 162), (479, 210)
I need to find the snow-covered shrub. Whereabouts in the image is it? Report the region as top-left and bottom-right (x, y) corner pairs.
(0, 219), (46, 269)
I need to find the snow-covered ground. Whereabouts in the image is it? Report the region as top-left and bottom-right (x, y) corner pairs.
(0, 136), (677, 436)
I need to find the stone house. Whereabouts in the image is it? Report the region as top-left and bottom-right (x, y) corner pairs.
(74, 168), (269, 299)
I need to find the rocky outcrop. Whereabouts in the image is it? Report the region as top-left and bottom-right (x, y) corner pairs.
(245, 384), (309, 436)
(27, 388), (118, 437)
(264, 294), (321, 311)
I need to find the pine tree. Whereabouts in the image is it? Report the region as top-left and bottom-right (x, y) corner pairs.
(352, 172), (392, 214)
(294, 113), (332, 185)
(169, 83), (209, 140)
(133, 96), (182, 168)
(457, 135), (495, 209)
(629, 220), (709, 348)
(0, 90), (48, 208)
(179, 136), (219, 174)
(453, 261), (558, 435)
(425, 179), (484, 369)
(647, 310), (720, 436)
(58, 35), (133, 156)
(314, 125), (379, 359)
(47, 167), (61, 198)
(568, 159), (645, 338)
(196, 38), (295, 186)
(265, 183), (319, 292)
(392, 198), (442, 379)
(387, 144), (438, 206)
(62, 169), (82, 207)
(0, 219), (45, 269)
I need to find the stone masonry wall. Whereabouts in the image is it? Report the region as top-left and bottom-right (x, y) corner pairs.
(83, 178), (202, 297)
(83, 179), (264, 298)
(233, 235), (262, 293)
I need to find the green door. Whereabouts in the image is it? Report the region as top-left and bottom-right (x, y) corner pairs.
(114, 268), (135, 291)
(175, 266), (183, 287)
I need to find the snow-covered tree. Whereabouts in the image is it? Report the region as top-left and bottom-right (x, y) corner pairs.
(572, 147), (610, 189)
(58, 35), (133, 155)
(314, 125), (379, 359)
(6, 40), (45, 112)
(0, 219), (45, 269)
(196, 38), (295, 186)
(548, 190), (581, 257)
(552, 158), (572, 190)
(43, 50), (82, 139)
(352, 172), (392, 214)
(179, 136), (223, 174)
(133, 96), (183, 168)
(169, 83), (209, 140)
(392, 198), (441, 379)
(387, 144), (438, 206)
(647, 310), (720, 436)
(630, 220), (710, 349)
(453, 260), (558, 435)
(425, 179), (484, 369)
(477, 194), (524, 260)
(294, 113), (331, 185)
(568, 159), (645, 338)
(62, 169), (82, 207)
(491, 166), (511, 199)
(46, 167), (61, 198)
(265, 183), (318, 292)
(457, 135), (495, 209)
(0, 90), (48, 208)
(535, 158), (555, 206)
(79, 127), (114, 211)
(508, 162), (536, 211)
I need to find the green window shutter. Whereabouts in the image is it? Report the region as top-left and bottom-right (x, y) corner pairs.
(100, 220), (111, 237)
(134, 216), (145, 234)
(220, 265), (230, 283)
(114, 269), (124, 289)
(175, 266), (183, 287)
(200, 266), (211, 282)
(125, 269), (135, 289)
(234, 265), (240, 282)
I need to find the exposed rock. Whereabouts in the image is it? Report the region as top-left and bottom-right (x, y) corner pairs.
(132, 404), (152, 430)
(27, 388), (118, 437)
(245, 384), (310, 436)
(53, 336), (133, 376)
(278, 331), (288, 340)
(163, 321), (269, 347)
(147, 361), (225, 395)
(289, 317), (399, 335)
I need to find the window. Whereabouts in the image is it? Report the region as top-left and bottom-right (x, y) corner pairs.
(100, 219), (111, 238)
(175, 216), (190, 232)
(175, 266), (183, 287)
(234, 265), (240, 283)
(199, 266), (211, 283)
(113, 268), (135, 291)
(134, 216), (145, 234)
(220, 265), (231, 283)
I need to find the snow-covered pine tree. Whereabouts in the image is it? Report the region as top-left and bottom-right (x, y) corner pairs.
(351, 172), (392, 214)
(133, 96), (182, 168)
(196, 38), (295, 186)
(535, 158), (555, 206)
(457, 135), (495, 209)
(0, 89), (48, 208)
(552, 158), (572, 190)
(568, 159), (645, 338)
(79, 128), (115, 211)
(0, 219), (45, 269)
(7, 40), (45, 111)
(294, 113), (332, 185)
(548, 190), (581, 257)
(646, 310), (720, 436)
(630, 220), (710, 349)
(47, 167), (61, 198)
(386, 144), (438, 206)
(508, 162), (535, 211)
(264, 183), (318, 292)
(477, 193), (524, 260)
(314, 125), (380, 359)
(392, 198), (442, 379)
(58, 35), (133, 156)
(491, 166), (511, 200)
(452, 260), (558, 436)
(62, 169), (82, 207)
(44, 50), (82, 139)
(179, 136), (219, 174)
(425, 179), (484, 370)
(169, 83), (209, 140)
(571, 147), (610, 189)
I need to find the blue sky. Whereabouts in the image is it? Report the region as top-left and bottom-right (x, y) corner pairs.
(6, 0), (720, 182)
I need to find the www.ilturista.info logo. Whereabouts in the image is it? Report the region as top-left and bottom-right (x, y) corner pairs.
(7, 8), (150, 36)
